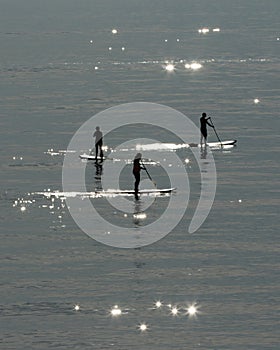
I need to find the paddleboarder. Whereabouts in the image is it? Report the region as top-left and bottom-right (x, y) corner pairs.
(200, 112), (214, 146)
(93, 126), (103, 161)
(133, 153), (144, 200)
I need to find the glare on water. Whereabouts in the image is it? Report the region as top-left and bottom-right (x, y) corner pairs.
(138, 323), (148, 332)
(110, 305), (122, 317)
(164, 63), (175, 72)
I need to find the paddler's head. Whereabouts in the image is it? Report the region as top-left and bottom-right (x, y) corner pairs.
(134, 153), (142, 160)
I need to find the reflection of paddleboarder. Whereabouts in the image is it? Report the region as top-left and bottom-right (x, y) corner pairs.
(200, 112), (214, 146)
(93, 126), (103, 161)
(94, 162), (103, 191)
(133, 153), (144, 200)
(200, 146), (207, 160)
(95, 162), (103, 177)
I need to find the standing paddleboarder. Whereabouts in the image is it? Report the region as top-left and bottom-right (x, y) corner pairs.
(200, 112), (214, 146)
(93, 126), (103, 161)
(133, 153), (144, 200)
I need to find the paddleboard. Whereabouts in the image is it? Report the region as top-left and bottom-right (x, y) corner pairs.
(79, 154), (108, 160)
(189, 140), (237, 147)
(104, 187), (176, 194)
(79, 154), (159, 165)
(36, 188), (176, 198)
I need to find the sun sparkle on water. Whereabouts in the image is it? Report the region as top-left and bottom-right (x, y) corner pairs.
(198, 28), (209, 34)
(110, 305), (122, 317)
(138, 323), (148, 332)
(155, 300), (162, 308)
(171, 306), (179, 316)
(185, 62), (202, 70)
(133, 213), (147, 220)
(164, 63), (175, 72)
(187, 305), (197, 316)
(186, 303), (199, 317)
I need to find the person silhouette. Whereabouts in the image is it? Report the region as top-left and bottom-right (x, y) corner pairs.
(200, 112), (214, 146)
(133, 153), (144, 200)
(93, 126), (103, 161)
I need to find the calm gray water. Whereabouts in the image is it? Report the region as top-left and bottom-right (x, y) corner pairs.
(1, 1), (279, 349)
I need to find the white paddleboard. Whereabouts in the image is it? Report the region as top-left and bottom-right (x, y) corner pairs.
(189, 140), (237, 148)
(79, 154), (107, 160)
(35, 188), (176, 198)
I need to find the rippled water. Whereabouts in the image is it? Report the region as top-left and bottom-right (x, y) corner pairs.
(1, 1), (279, 349)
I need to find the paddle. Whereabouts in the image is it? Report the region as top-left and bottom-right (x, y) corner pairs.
(209, 117), (223, 148)
(141, 160), (157, 187)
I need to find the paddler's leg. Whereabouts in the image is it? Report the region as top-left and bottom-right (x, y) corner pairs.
(134, 172), (140, 200)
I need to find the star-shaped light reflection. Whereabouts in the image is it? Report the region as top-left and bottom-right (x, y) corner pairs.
(170, 306), (179, 316)
(74, 304), (80, 311)
(138, 323), (148, 332)
(186, 303), (200, 318)
(155, 300), (162, 308)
